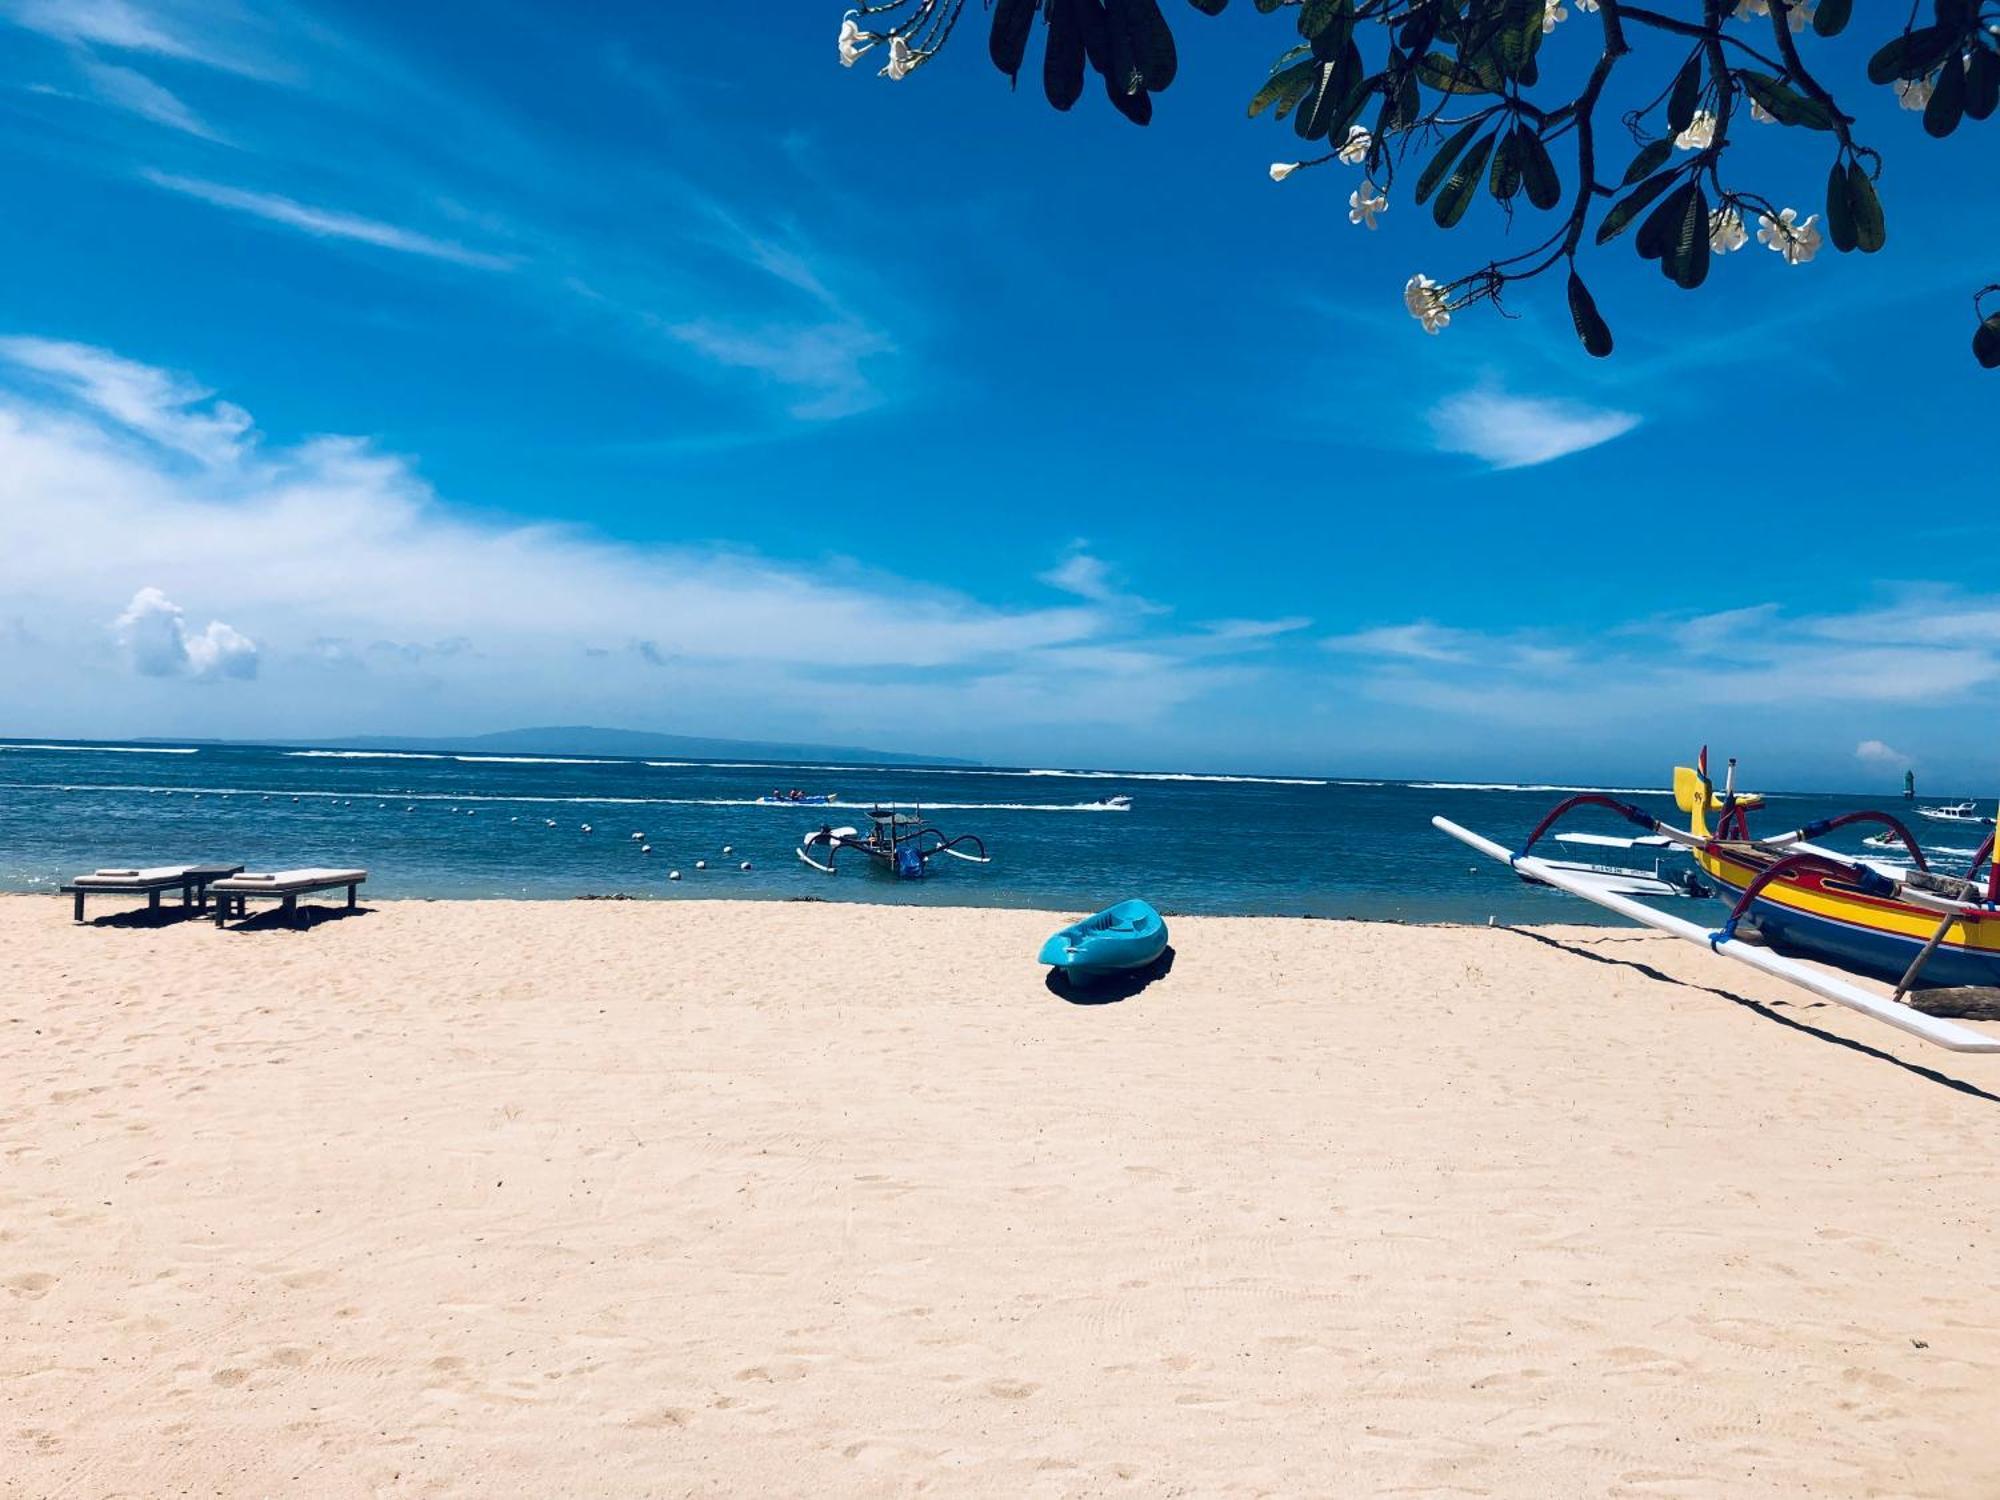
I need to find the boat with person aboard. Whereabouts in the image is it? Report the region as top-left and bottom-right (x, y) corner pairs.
(796, 805), (990, 878)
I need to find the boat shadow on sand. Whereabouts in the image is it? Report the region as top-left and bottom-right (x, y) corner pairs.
(1044, 945), (1176, 1007)
(1507, 928), (2000, 1105)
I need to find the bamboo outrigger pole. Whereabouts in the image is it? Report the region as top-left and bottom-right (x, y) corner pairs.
(1435, 815), (2000, 1055)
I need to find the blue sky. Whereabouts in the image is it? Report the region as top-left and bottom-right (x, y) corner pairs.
(0, 0), (1996, 786)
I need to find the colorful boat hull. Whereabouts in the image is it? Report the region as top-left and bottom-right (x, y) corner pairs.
(1678, 765), (2000, 990)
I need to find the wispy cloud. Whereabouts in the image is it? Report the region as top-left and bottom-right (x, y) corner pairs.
(0, 340), (1269, 744)
(68, 58), (224, 139)
(1324, 622), (1477, 665)
(665, 316), (891, 421)
(140, 171), (518, 270)
(1856, 738), (1910, 769)
(1428, 389), (1640, 470)
(1, 0), (286, 80)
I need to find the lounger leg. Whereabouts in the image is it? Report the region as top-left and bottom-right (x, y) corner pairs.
(148, 889), (161, 913)
(347, 883), (357, 910)
(73, 891), (85, 923)
(283, 893), (299, 928)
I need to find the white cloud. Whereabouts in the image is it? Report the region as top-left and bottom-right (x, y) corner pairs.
(111, 586), (259, 679)
(1, 0), (285, 79)
(141, 172), (518, 271)
(0, 336), (251, 466)
(665, 317), (890, 421)
(1856, 739), (1910, 769)
(1428, 390), (1640, 470)
(1323, 622), (1476, 664)
(1038, 545), (1167, 615)
(0, 340), (1269, 743)
(77, 58), (221, 139)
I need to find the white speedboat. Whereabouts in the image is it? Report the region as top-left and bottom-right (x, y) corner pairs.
(1917, 801), (1993, 826)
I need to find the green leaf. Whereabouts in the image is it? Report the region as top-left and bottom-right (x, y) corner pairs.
(1824, 162), (1856, 252)
(1925, 52), (1966, 136)
(1253, 0), (1284, 11)
(1976, 314), (2000, 370)
(1414, 116), (1484, 205)
(1495, 0), (1542, 84)
(1868, 26), (1953, 85)
(1298, 0), (1345, 37)
(1186, 0), (1229, 14)
(1636, 180), (1694, 261)
(1045, 0), (1087, 109)
(1292, 41), (1362, 139)
(1596, 170), (1677, 245)
(1846, 162), (1886, 252)
(1969, 46), (2000, 120)
(1622, 139), (1673, 186)
(1249, 55), (1318, 118)
(1813, 0), (1852, 35)
(1662, 187), (1709, 289)
(1667, 53), (1702, 134)
(1518, 127), (1560, 210)
(1740, 72), (1836, 130)
(1120, 0), (1178, 90)
(1567, 272), (1613, 358)
(1416, 51), (1494, 95)
(989, 0), (1038, 79)
(1489, 125), (1524, 202)
(1433, 131), (1496, 228)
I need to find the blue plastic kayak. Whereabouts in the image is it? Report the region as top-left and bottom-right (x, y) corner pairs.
(1038, 899), (1168, 981)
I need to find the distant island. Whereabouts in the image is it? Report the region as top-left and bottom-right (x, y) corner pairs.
(298, 725), (976, 766)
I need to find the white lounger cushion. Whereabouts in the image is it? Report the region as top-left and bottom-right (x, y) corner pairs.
(79, 865), (195, 883)
(215, 868), (367, 887)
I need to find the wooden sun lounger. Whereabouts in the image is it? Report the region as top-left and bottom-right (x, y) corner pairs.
(208, 869), (368, 927)
(60, 864), (246, 923)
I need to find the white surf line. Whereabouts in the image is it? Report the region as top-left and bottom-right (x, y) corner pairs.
(1, 781), (1132, 813)
(1411, 782), (1672, 795)
(0, 743), (199, 754)
(646, 760), (1324, 785)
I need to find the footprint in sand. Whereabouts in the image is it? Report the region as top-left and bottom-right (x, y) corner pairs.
(6, 1272), (55, 1299)
(211, 1367), (249, 1387)
(985, 1379), (1040, 1400)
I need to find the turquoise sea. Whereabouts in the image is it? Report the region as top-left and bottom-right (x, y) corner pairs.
(0, 740), (1970, 922)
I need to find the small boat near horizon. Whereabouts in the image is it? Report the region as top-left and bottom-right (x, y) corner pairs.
(797, 806), (990, 878)
(758, 790), (840, 805)
(1917, 801), (1994, 827)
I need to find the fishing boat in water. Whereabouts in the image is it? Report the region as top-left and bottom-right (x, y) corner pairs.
(1436, 749), (2000, 1054)
(1917, 800), (1994, 826)
(796, 806), (990, 878)
(759, 790), (839, 805)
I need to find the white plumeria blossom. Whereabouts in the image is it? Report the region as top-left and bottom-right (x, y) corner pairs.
(1708, 206), (1748, 254)
(1336, 125), (1372, 165)
(1349, 180), (1387, 229)
(1269, 161), (1301, 182)
(1674, 109), (1717, 151)
(1575, 0), (1599, 9)
(1757, 207), (1822, 264)
(881, 34), (925, 80)
(1542, 0), (1568, 31)
(1732, 0), (1813, 27)
(1896, 75), (1935, 110)
(837, 15), (875, 67)
(1404, 274), (1450, 335)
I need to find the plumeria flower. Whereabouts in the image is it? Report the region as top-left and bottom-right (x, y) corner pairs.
(1270, 161), (1301, 182)
(1757, 207), (1822, 264)
(1708, 206), (1748, 254)
(1674, 109), (1717, 151)
(1404, 274), (1451, 335)
(1542, 0), (1568, 32)
(1733, 0), (1813, 26)
(837, 15), (875, 67)
(1896, 75), (1935, 110)
(1575, 0), (1599, 9)
(1349, 181), (1387, 229)
(881, 34), (924, 80)
(1336, 125), (1372, 166)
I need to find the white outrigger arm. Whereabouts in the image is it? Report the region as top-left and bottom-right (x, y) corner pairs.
(1435, 815), (2000, 1055)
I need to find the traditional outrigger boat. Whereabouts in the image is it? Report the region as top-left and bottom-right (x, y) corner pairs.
(1436, 749), (2000, 1054)
(796, 805), (991, 878)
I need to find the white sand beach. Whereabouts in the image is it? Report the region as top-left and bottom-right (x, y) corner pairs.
(4, 893), (1998, 1497)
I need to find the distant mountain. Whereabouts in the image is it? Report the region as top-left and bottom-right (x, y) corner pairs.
(311, 725), (976, 766)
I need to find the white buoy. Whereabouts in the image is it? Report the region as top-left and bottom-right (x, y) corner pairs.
(669, 869), (681, 881)
(739, 860), (751, 871)
(641, 844), (652, 854)
(545, 818), (556, 827)
(722, 845), (733, 855)
(630, 831), (644, 840)
(695, 860), (707, 870)
(581, 823), (592, 833)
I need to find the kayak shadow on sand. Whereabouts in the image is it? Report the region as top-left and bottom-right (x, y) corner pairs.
(1045, 945), (1176, 1007)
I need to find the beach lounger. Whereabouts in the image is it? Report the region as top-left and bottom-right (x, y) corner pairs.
(209, 868), (368, 927)
(61, 864), (245, 922)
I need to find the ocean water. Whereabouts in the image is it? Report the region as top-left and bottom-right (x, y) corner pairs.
(0, 740), (1971, 922)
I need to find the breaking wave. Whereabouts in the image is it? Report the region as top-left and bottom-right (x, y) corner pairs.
(0, 743), (198, 755)
(3, 782), (1131, 813)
